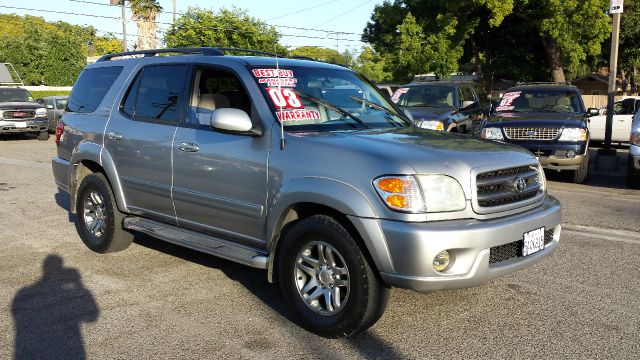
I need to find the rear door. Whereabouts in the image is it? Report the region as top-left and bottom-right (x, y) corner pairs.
(104, 64), (187, 224)
(172, 65), (268, 247)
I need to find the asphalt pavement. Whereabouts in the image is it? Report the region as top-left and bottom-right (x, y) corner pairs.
(0, 135), (639, 359)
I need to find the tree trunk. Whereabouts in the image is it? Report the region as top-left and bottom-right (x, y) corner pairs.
(135, 19), (157, 50)
(540, 36), (565, 83)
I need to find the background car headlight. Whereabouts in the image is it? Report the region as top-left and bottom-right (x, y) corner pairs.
(481, 127), (504, 140)
(417, 120), (444, 131)
(35, 108), (47, 118)
(417, 175), (466, 212)
(631, 132), (640, 145)
(374, 176), (426, 213)
(559, 127), (587, 142)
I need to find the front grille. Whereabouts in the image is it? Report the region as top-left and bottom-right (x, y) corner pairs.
(504, 127), (560, 140)
(2, 110), (36, 120)
(489, 229), (554, 264)
(476, 165), (544, 209)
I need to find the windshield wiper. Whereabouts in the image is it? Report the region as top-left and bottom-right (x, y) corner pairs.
(293, 90), (369, 128)
(349, 96), (405, 127)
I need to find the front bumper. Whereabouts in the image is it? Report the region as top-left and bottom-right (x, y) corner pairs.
(369, 196), (562, 292)
(0, 119), (48, 134)
(52, 155), (72, 193)
(504, 141), (587, 171)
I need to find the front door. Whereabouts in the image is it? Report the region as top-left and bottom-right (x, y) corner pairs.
(172, 66), (268, 247)
(104, 64), (187, 224)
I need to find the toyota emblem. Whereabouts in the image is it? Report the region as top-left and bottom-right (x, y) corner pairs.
(513, 177), (527, 193)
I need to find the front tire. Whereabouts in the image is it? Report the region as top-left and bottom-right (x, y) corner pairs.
(76, 173), (133, 253)
(569, 155), (589, 184)
(277, 215), (389, 338)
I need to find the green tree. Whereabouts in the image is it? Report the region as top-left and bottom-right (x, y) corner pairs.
(353, 46), (392, 83)
(164, 7), (286, 54)
(290, 46), (352, 66)
(130, 0), (162, 50)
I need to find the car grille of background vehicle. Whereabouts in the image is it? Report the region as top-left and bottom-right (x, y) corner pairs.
(2, 110), (36, 120)
(475, 165), (544, 210)
(503, 127), (560, 140)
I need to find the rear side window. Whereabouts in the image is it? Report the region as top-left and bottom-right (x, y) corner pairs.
(67, 66), (123, 113)
(121, 65), (186, 124)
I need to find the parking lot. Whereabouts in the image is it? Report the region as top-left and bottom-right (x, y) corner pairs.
(1, 136), (639, 359)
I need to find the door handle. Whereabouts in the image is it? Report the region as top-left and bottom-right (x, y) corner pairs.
(178, 142), (199, 152)
(106, 132), (123, 140)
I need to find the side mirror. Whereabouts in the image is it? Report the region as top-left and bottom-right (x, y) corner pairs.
(586, 108), (599, 117)
(46, 104), (54, 109)
(210, 108), (256, 134)
(461, 100), (476, 109)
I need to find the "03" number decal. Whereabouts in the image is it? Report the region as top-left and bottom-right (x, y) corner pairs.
(267, 88), (303, 109)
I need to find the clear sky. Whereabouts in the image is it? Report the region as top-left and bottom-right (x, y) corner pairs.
(0, 0), (382, 55)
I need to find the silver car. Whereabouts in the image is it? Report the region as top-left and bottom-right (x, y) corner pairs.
(52, 47), (562, 338)
(41, 96), (68, 133)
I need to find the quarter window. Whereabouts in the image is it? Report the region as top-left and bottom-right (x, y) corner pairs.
(67, 66), (123, 113)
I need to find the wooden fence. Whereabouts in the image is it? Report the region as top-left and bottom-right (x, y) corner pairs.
(582, 95), (624, 109)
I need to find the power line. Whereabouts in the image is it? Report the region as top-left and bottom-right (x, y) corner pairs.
(0, 5), (119, 20)
(300, 0), (372, 35)
(266, 0), (340, 21)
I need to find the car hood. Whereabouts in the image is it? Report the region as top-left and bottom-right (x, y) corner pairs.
(402, 106), (455, 120)
(490, 112), (585, 127)
(291, 127), (537, 198)
(0, 102), (44, 110)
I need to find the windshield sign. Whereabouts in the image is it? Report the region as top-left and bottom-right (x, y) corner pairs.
(250, 66), (408, 131)
(495, 89), (584, 113)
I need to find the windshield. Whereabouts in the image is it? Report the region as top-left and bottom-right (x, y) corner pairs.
(495, 89), (584, 113)
(250, 66), (409, 132)
(392, 85), (455, 108)
(0, 88), (31, 102)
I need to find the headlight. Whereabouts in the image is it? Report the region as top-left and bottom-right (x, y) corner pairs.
(559, 127), (587, 142)
(631, 132), (640, 145)
(417, 175), (466, 212)
(417, 120), (444, 131)
(35, 108), (47, 118)
(481, 127), (504, 140)
(373, 175), (466, 213)
(537, 164), (547, 192)
(373, 176), (425, 213)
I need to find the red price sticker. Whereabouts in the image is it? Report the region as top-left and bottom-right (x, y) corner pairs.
(267, 88), (303, 109)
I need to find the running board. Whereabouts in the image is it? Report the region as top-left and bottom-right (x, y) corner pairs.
(123, 217), (269, 269)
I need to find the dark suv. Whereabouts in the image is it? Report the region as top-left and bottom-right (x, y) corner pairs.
(391, 81), (483, 135)
(481, 83), (598, 183)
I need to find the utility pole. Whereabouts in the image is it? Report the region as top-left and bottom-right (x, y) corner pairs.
(173, 0), (177, 23)
(110, 0), (127, 51)
(604, 0), (623, 151)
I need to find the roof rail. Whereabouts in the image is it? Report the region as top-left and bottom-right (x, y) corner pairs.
(518, 81), (573, 86)
(216, 48), (287, 58)
(96, 47), (224, 62)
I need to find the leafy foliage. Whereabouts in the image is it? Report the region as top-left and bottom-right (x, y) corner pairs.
(353, 46), (392, 83)
(164, 7), (286, 54)
(290, 46), (352, 66)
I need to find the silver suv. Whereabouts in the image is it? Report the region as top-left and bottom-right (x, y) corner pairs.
(52, 48), (562, 338)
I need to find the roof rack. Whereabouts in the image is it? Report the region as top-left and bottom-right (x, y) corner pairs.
(96, 47), (224, 62)
(518, 81), (573, 86)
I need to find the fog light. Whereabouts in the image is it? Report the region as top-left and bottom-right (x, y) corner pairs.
(433, 250), (451, 272)
(566, 150), (576, 158)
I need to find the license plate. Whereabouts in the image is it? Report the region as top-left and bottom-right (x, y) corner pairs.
(14, 122), (27, 128)
(522, 227), (545, 256)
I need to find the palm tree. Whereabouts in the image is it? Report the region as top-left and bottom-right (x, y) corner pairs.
(129, 0), (162, 50)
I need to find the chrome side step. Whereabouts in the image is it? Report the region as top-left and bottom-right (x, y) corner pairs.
(123, 217), (269, 269)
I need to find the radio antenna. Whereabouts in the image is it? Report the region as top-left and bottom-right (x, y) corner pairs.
(275, 47), (286, 150)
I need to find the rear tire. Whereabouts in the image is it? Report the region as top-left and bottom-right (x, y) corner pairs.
(627, 155), (640, 189)
(75, 173), (134, 253)
(569, 155), (589, 184)
(38, 131), (49, 141)
(277, 215), (389, 338)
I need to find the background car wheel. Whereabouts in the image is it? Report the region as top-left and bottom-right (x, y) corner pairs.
(37, 131), (50, 141)
(627, 155), (640, 189)
(569, 155), (588, 184)
(277, 215), (389, 338)
(76, 173), (134, 253)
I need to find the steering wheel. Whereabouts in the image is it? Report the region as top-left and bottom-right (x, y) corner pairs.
(552, 105), (573, 112)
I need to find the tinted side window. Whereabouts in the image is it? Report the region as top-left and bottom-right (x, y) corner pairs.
(122, 65), (186, 123)
(67, 66), (123, 113)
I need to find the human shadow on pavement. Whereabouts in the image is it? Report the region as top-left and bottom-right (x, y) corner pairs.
(11, 254), (99, 360)
(133, 233), (408, 359)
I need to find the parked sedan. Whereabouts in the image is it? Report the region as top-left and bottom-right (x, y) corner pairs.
(41, 96), (68, 133)
(588, 97), (639, 143)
